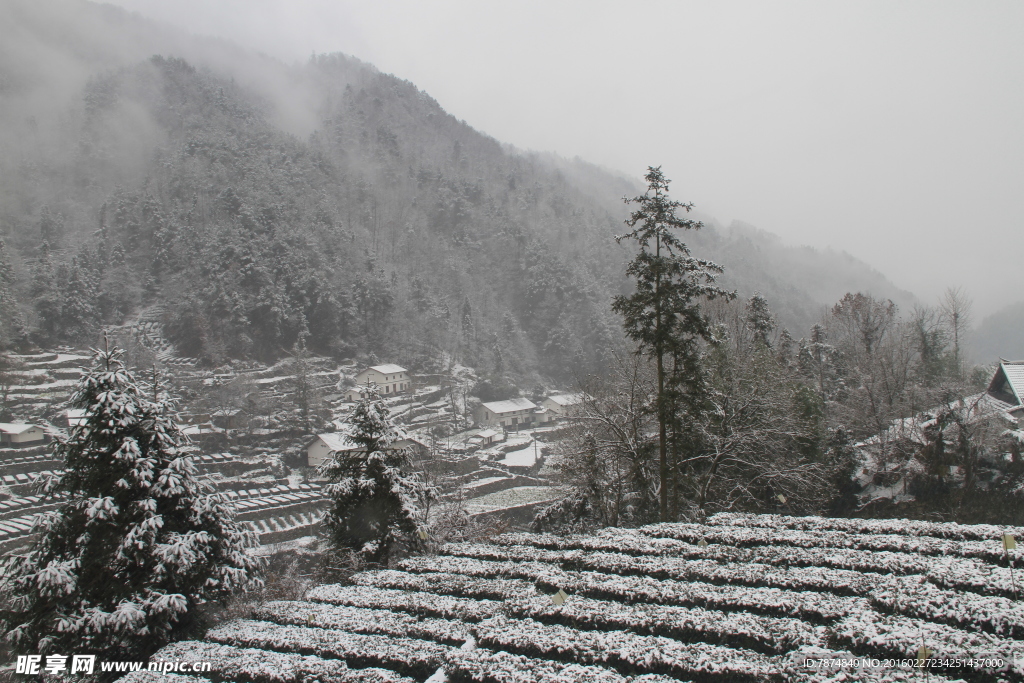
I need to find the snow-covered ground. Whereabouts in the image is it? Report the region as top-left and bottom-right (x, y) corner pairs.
(465, 486), (561, 514)
(499, 440), (548, 468)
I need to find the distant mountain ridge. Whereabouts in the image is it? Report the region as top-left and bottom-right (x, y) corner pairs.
(0, 0), (918, 381)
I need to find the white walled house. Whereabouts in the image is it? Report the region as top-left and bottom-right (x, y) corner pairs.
(542, 393), (585, 421)
(0, 423), (47, 447)
(345, 364), (410, 400)
(306, 431), (427, 469)
(473, 398), (538, 429)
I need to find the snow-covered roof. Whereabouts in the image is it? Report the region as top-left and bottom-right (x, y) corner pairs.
(368, 364), (407, 374)
(546, 393), (584, 407)
(0, 423), (39, 435)
(314, 432), (360, 452)
(1002, 363), (1024, 404)
(310, 428), (424, 453)
(481, 398), (537, 414)
(477, 429), (497, 439)
(856, 391), (1016, 450)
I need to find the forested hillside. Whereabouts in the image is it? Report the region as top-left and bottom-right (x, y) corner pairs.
(0, 0), (916, 387)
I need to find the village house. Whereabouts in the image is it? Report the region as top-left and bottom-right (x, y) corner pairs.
(542, 393), (585, 421)
(854, 360), (1024, 503)
(473, 397), (538, 429)
(305, 431), (428, 469)
(65, 409), (86, 429)
(0, 423), (47, 447)
(987, 361), (1024, 418)
(344, 364), (410, 401)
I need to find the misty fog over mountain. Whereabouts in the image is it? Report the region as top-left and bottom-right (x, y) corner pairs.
(5, 0), (998, 373)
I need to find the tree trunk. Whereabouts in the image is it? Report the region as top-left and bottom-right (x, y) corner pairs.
(655, 230), (668, 522)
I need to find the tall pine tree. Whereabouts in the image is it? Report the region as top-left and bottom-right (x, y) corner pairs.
(0, 346), (263, 661)
(320, 386), (431, 564)
(612, 167), (733, 521)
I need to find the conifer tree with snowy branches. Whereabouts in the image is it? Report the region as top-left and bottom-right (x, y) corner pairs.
(0, 346), (263, 662)
(320, 385), (431, 564)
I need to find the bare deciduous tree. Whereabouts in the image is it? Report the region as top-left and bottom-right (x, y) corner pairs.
(940, 287), (973, 377)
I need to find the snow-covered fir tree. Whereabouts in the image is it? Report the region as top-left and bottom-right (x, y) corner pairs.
(0, 347), (263, 661)
(320, 385), (431, 564)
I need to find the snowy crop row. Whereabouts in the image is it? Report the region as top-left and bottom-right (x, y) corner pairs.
(350, 566), (824, 655)
(547, 569), (867, 625)
(871, 576), (1024, 639)
(638, 522), (1024, 567)
(440, 541), (559, 563)
(444, 540), (1020, 600)
(152, 640), (416, 683)
(562, 550), (880, 596)
(494, 530), (691, 557)
(443, 647), (677, 683)
(254, 599), (471, 645)
(205, 618), (451, 680)
(400, 554), (571, 584)
(117, 673), (202, 683)
(441, 542), (878, 595)
(706, 512), (1024, 543)
(502, 592), (826, 655)
(833, 609), (1024, 680)
(351, 569), (535, 601)
(474, 615), (774, 681)
(400, 554), (866, 623)
(306, 583), (502, 622)
(495, 528), (1007, 581)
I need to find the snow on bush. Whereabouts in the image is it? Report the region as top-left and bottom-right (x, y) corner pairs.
(154, 640), (415, 683)
(402, 554), (864, 623)
(351, 569), (534, 601)
(254, 600), (470, 645)
(871, 575), (1024, 639)
(400, 555), (572, 585)
(833, 609), (1024, 680)
(565, 551), (879, 596)
(537, 570), (867, 624)
(440, 542), (559, 563)
(502, 593), (826, 655)
(205, 618), (450, 679)
(117, 673), (199, 683)
(474, 615), (775, 681)
(132, 514), (1024, 683)
(707, 512), (1024, 543)
(444, 647), (629, 683)
(465, 486), (559, 512)
(493, 530), (690, 557)
(923, 555), (1022, 599)
(306, 583), (502, 622)
(642, 522), (1024, 567)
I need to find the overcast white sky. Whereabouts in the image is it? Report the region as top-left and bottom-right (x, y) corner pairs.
(106, 0), (1024, 317)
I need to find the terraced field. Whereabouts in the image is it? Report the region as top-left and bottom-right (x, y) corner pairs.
(140, 513), (1024, 682)
(0, 482), (328, 554)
